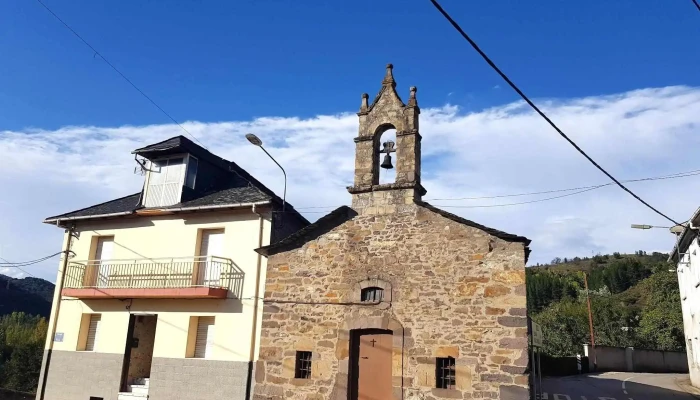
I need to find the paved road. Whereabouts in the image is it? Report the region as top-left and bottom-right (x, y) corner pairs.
(538, 372), (697, 400)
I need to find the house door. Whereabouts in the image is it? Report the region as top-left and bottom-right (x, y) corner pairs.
(198, 229), (224, 285)
(121, 315), (158, 391)
(351, 329), (393, 400)
(85, 236), (114, 287)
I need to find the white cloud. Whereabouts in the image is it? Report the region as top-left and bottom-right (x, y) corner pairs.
(2, 85), (700, 280)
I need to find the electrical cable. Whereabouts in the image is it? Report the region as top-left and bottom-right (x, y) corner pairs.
(35, 0), (208, 149)
(693, 0), (700, 13)
(292, 168), (700, 211)
(0, 257), (40, 278)
(0, 251), (64, 267)
(427, 0), (681, 226)
(427, 169), (700, 201)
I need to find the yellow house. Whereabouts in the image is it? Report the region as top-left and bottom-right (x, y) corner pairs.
(36, 136), (308, 400)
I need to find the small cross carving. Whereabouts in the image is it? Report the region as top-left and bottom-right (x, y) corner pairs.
(380, 141), (396, 155)
(370, 339), (377, 347)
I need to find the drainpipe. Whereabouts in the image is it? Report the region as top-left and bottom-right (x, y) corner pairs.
(38, 222), (75, 400)
(245, 204), (266, 400)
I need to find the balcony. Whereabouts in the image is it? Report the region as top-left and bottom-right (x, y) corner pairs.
(62, 256), (243, 299)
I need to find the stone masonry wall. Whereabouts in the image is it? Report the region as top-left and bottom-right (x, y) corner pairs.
(253, 204), (529, 400)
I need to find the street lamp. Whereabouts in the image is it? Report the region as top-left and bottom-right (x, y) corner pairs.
(245, 133), (287, 212)
(631, 223), (686, 272)
(630, 224), (685, 234)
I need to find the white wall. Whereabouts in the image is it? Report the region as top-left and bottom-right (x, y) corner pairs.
(46, 209), (271, 363)
(677, 237), (700, 387)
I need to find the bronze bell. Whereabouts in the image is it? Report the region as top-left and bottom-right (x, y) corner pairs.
(381, 153), (394, 169)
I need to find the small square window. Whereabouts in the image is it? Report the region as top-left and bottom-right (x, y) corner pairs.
(295, 351), (312, 379)
(436, 357), (456, 389)
(361, 287), (384, 302)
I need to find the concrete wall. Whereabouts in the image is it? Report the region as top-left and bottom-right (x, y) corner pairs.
(584, 345), (689, 373)
(584, 345), (627, 372)
(633, 348), (689, 373)
(677, 238), (700, 387)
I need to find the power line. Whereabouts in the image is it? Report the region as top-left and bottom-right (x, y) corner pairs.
(0, 257), (40, 278)
(293, 168), (700, 210)
(433, 186), (602, 209)
(427, 169), (700, 201)
(693, 0), (700, 13)
(35, 0), (207, 149)
(0, 252), (64, 267)
(427, 0), (681, 227)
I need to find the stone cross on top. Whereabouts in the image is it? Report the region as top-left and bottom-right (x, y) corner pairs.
(347, 64), (426, 215)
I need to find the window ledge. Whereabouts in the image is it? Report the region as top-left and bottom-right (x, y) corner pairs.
(431, 388), (461, 398)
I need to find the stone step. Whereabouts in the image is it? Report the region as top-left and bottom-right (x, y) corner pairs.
(132, 378), (150, 386)
(128, 385), (149, 395)
(118, 392), (148, 400)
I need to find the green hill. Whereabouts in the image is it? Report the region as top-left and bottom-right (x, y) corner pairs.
(527, 252), (684, 356)
(0, 275), (54, 318)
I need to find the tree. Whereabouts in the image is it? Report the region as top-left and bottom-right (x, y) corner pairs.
(636, 272), (685, 351)
(0, 312), (47, 393)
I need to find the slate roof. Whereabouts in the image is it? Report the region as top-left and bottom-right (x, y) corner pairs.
(44, 193), (142, 222)
(257, 202), (530, 257)
(172, 186), (270, 209)
(45, 136), (307, 224)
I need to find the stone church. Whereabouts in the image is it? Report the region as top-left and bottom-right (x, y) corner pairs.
(253, 65), (531, 400)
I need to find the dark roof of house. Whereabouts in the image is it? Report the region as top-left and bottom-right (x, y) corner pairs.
(44, 193), (142, 221)
(257, 202), (531, 257)
(45, 187), (274, 222)
(45, 136), (308, 225)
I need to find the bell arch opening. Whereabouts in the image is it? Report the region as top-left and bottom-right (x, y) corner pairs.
(375, 124), (397, 185)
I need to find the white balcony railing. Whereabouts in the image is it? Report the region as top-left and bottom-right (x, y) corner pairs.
(63, 256), (243, 297)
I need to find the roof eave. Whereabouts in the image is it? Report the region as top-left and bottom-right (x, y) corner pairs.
(43, 211), (134, 224)
(43, 201), (273, 226)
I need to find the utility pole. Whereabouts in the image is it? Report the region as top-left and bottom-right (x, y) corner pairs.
(38, 224), (75, 400)
(583, 272), (597, 370)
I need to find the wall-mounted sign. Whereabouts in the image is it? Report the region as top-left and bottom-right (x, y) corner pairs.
(54, 332), (64, 342)
(531, 321), (543, 348)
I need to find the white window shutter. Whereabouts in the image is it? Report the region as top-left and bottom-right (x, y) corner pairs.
(194, 317), (215, 358)
(85, 314), (101, 351)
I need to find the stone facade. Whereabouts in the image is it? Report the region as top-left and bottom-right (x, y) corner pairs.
(254, 205), (529, 400)
(253, 65), (531, 400)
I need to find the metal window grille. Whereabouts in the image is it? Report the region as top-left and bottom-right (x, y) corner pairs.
(295, 351), (312, 379)
(436, 357), (456, 389)
(361, 287), (384, 302)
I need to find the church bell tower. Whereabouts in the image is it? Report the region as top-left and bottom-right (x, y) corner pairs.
(347, 64), (426, 215)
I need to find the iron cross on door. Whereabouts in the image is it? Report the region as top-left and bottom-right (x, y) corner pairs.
(380, 141), (396, 170)
(370, 339), (377, 347)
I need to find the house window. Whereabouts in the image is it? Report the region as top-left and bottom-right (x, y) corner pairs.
(185, 156), (198, 189)
(294, 351), (312, 379)
(144, 157), (186, 207)
(361, 287), (383, 302)
(84, 314), (101, 351)
(436, 357), (456, 389)
(193, 316), (215, 358)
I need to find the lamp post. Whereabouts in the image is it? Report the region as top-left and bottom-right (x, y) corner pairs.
(245, 133), (287, 212)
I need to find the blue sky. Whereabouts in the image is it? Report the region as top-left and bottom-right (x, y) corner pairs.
(2, 0), (700, 130)
(3, 1), (700, 279)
